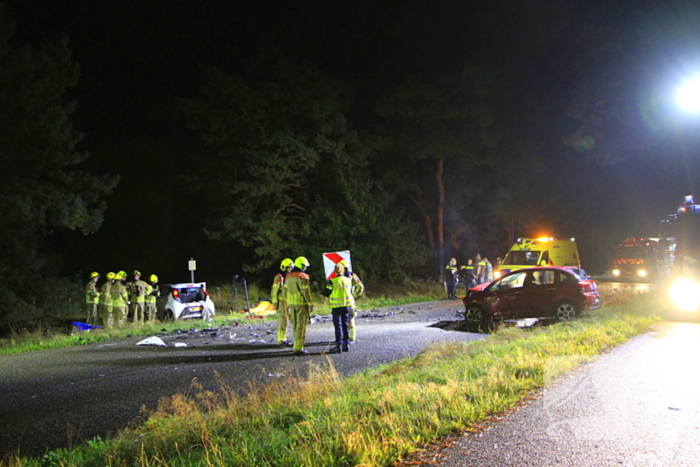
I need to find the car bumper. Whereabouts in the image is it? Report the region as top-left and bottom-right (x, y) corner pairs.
(584, 293), (602, 310)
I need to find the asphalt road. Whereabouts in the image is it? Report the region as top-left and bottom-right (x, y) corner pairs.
(403, 321), (700, 467)
(0, 299), (480, 458)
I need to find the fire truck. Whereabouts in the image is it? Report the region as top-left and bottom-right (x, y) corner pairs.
(668, 196), (700, 311)
(611, 237), (673, 281)
(673, 196), (700, 277)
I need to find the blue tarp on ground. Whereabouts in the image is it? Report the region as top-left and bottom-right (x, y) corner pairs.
(71, 321), (103, 331)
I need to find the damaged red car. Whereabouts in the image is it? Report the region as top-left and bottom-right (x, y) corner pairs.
(462, 266), (601, 332)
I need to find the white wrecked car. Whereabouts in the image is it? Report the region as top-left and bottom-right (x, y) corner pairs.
(158, 282), (216, 321)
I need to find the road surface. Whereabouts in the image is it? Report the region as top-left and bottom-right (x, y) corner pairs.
(402, 321), (700, 467)
(0, 300), (478, 458)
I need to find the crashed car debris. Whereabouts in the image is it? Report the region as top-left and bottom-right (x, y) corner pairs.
(158, 282), (216, 321)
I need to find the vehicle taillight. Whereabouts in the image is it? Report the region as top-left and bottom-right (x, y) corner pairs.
(172, 289), (181, 302)
(577, 281), (595, 293)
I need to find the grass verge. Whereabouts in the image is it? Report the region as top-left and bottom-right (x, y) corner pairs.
(2, 292), (659, 467)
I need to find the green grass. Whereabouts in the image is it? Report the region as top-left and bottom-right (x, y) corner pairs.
(1, 291), (660, 467)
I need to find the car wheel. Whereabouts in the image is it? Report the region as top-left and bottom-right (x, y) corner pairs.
(161, 310), (175, 323)
(464, 305), (484, 327)
(553, 300), (578, 322)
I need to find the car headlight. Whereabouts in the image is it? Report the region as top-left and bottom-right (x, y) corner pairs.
(637, 270), (647, 277)
(669, 278), (700, 312)
(612, 269), (621, 276)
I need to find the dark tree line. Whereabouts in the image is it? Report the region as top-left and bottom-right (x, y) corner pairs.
(0, 8), (117, 326)
(3, 0), (700, 326)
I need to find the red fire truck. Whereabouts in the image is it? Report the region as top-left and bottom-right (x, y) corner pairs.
(611, 237), (673, 282)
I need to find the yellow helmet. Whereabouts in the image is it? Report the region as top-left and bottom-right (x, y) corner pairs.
(133, 270), (141, 276)
(280, 258), (294, 271)
(106, 272), (116, 280)
(90, 271), (100, 278)
(117, 270), (127, 279)
(150, 274), (158, 282)
(294, 256), (310, 271)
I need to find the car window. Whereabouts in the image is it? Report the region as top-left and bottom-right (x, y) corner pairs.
(559, 271), (576, 284)
(176, 287), (206, 303)
(503, 251), (540, 266)
(498, 271), (526, 290)
(532, 270), (556, 285)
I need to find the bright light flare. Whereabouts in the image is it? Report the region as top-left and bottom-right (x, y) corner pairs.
(669, 278), (700, 311)
(637, 269), (648, 277)
(612, 269), (621, 277)
(676, 77), (700, 112)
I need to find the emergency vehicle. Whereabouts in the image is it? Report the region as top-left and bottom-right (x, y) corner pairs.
(667, 196), (700, 312)
(496, 237), (581, 278)
(611, 237), (672, 281)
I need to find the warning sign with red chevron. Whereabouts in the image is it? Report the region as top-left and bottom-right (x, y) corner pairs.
(322, 250), (352, 280)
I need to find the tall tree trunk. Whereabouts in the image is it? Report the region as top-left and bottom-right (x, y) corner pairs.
(408, 177), (437, 275)
(435, 156), (446, 277)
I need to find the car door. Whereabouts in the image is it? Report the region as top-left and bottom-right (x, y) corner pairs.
(492, 271), (529, 319)
(521, 268), (559, 317)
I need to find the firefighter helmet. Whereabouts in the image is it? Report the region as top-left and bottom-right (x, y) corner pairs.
(90, 271), (100, 278)
(133, 270), (141, 277)
(150, 274), (158, 283)
(117, 270), (127, 279)
(280, 258), (294, 271)
(106, 272), (116, 280)
(294, 256), (310, 271)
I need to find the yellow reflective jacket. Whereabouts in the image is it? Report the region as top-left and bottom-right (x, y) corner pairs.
(146, 283), (160, 304)
(284, 271), (312, 306)
(271, 273), (286, 308)
(329, 275), (354, 308)
(128, 280), (151, 304)
(85, 281), (100, 304)
(100, 282), (113, 307)
(110, 281), (128, 307)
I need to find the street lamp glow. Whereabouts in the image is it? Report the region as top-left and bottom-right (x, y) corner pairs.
(676, 77), (700, 112)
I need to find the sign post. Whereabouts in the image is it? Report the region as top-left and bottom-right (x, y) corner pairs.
(322, 250), (352, 279)
(188, 257), (197, 283)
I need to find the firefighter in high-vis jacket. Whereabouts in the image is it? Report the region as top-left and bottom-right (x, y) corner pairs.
(85, 272), (100, 325)
(273, 258), (294, 345)
(98, 272), (115, 328)
(111, 271), (129, 327)
(328, 262), (354, 353)
(284, 256), (313, 355)
(145, 274), (160, 323)
(128, 270), (152, 325)
(339, 259), (364, 343)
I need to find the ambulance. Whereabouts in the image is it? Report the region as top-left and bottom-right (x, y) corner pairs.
(495, 237), (581, 279)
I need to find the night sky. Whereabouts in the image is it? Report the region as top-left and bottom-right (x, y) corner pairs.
(4, 0), (699, 279)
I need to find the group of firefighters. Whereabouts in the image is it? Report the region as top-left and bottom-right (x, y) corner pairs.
(445, 254), (500, 300)
(271, 256), (364, 355)
(84, 270), (160, 328)
(84, 257), (364, 355)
